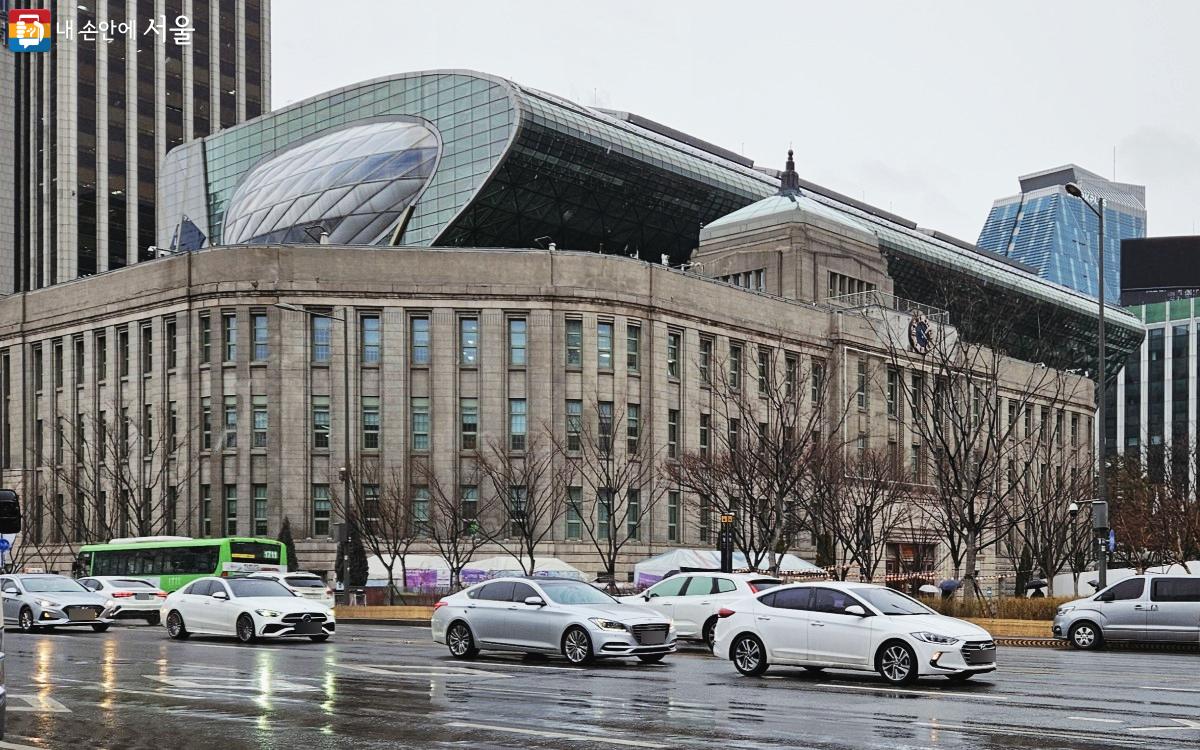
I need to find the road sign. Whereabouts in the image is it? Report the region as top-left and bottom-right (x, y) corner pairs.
(0, 538), (10, 552)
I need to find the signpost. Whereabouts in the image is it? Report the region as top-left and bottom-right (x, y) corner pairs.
(1092, 499), (1109, 589)
(718, 514), (735, 573)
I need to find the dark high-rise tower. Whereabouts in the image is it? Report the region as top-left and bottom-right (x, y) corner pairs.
(3, 0), (270, 293)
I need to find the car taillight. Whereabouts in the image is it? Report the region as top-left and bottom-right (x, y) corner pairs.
(112, 591), (134, 598)
(156, 591), (168, 598)
(433, 600), (448, 610)
(717, 608), (735, 618)
(325, 588), (334, 597)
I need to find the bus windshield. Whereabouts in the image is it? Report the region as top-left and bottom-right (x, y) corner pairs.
(229, 541), (283, 564)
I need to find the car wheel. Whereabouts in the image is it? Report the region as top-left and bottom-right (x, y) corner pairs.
(732, 634), (768, 676)
(637, 654), (665, 664)
(446, 621), (479, 659)
(166, 610), (190, 640)
(877, 641), (919, 685)
(236, 614), (257, 644)
(1068, 621), (1103, 650)
(18, 607), (37, 633)
(946, 672), (974, 682)
(91, 623), (110, 633)
(146, 613), (161, 626)
(562, 626), (595, 665)
(702, 617), (718, 651)
(309, 634), (330, 643)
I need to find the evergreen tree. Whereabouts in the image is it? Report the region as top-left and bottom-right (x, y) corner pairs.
(347, 519), (369, 588)
(277, 517), (301, 573)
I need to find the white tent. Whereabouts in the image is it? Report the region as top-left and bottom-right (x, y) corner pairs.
(366, 554), (451, 589)
(633, 548), (821, 588)
(462, 556), (587, 583)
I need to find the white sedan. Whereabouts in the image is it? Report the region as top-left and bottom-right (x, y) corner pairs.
(712, 581), (996, 684)
(78, 576), (167, 624)
(247, 571), (335, 609)
(619, 572), (781, 649)
(162, 576), (335, 643)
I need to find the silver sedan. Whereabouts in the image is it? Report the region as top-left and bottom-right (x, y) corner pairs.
(1, 574), (114, 632)
(432, 577), (676, 665)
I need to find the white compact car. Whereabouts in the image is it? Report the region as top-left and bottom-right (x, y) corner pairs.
(162, 576), (335, 643)
(247, 571), (335, 609)
(712, 581), (996, 684)
(619, 572), (781, 649)
(78, 576), (167, 624)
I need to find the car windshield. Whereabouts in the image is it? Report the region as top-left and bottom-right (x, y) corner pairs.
(539, 581), (617, 606)
(285, 576), (325, 588)
(228, 579), (294, 598)
(856, 587), (935, 616)
(113, 579), (155, 589)
(22, 577), (89, 593)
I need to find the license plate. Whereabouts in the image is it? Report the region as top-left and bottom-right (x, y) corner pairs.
(293, 621), (322, 635)
(135, 593), (152, 600)
(71, 609), (97, 621)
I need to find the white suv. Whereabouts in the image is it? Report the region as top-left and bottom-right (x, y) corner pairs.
(247, 571), (335, 609)
(619, 572), (781, 649)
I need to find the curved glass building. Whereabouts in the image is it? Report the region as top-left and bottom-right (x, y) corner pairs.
(158, 69), (776, 264)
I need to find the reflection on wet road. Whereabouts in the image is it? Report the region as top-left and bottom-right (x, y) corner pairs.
(2, 624), (1198, 749)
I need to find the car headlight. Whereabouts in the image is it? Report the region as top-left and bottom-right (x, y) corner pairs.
(667, 618), (676, 633)
(589, 618), (628, 632)
(36, 599), (60, 609)
(254, 609), (282, 618)
(911, 632), (960, 645)
(106, 599), (118, 608)
(1057, 605), (1075, 616)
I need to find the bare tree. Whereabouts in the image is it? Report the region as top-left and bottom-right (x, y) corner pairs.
(558, 397), (667, 589)
(418, 463), (497, 590)
(334, 461), (419, 604)
(475, 431), (572, 576)
(817, 448), (915, 582)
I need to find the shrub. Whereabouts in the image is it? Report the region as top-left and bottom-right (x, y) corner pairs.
(919, 595), (1074, 621)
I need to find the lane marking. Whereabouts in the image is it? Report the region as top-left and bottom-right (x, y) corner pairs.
(447, 722), (666, 748)
(915, 722), (1133, 745)
(816, 683), (1010, 701)
(1139, 685), (1200, 694)
(144, 675), (320, 692)
(0, 737), (48, 750)
(1068, 717), (1124, 724)
(8, 694), (70, 713)
(1129, 718), (1200, 733)
(341, 663), (506, 679)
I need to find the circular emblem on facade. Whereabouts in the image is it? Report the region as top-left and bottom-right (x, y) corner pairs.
(909, 314), (934, 355)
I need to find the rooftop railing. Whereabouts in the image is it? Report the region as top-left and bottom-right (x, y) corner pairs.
(825, 290), (950, 325)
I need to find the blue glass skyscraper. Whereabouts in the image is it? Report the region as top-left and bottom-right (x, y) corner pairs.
(977, 165), (1146, 303)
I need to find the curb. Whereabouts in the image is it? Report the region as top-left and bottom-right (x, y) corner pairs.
(995, 637), (1066, 649)
(338, 618), (431, 627)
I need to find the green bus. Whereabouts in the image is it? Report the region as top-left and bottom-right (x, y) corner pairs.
(76, 536), (287, 592)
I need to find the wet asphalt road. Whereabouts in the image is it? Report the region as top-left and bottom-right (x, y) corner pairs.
(0, 624), (1198, 750)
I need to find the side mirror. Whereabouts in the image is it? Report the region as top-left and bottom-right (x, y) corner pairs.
(211, 590), (229, 601)
(1097, 592), (1114, 603)
(523, 596), (545, 607)
(844, 605), (868, 617)
(644, 593), (653, 601)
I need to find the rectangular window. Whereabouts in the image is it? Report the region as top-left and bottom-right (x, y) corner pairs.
(757, 347), (769, 391)
(1070, 413), (1080, 447)
(362, 396), (381, 450)
(201, 484), (212, 536)
(509, 398), (527, 451)
(857, 359), (869, 409)
(728, 417), (740, 451)
(508, 318), (527, 366)
(252, 312), (268, 361)
(199, 314), (211, 364)
(141, 325), (152, 375)
(626, 403), (640, 453)
(96, 332), (108, 381)
(460, 398), (479, 450)
(668, 409), (680, 458)
(597, 489), (613, 540)
(410, 316), (430, 365)
(142, 405), (153, 454)
(118, 328), (129, 377)
(699, 337), (712, 383)
(667, 331), (681, 378)
(166, 486), (178, 536)
(599, 401), (614, 453)
(313, 485), (332, 536)
(53, 341), (64, 388)
(224, 484), (238, 536)
(252, 395), (268, 448)
(223, 313), (237, 362)
(667, 491), (680, 542)
(785, 355), (797, 397)
(312, 315), (331, 363)
(201, 397), (212, 450)
(1055, 410), (1064, 447)
(566, 487), (582, 540)
(910, 443), (923, 481)
(55, 417), (64, 464)
(626, 324), (641, 373)
(597, 321), (614, 370)
(887, 368), (899, 418)
(361, 314), (381, 364)
(811, 359), (825, 404)
(168, 401), (178, 453)
(508, 486), (527, 537)
(223, 395), (238, 448)
(166, 317), (178, 369)
(729, 344), (742, 389)
(627, 489), (640, 540)
(910, 373), (924, 416)
(566, 399), (582, 452)
(253, 484), (268, 536)
(35, 419), (43, 465)
(412, 487), (431, 535)
(699, 494), (711, 542)
(461, 485), (479, 525)
(363, 484), (381, 523)
(459, 317), (479, 366)
(312, 396), (330, 449)
(700, 414), (710, 457)
(565, 319), (582, 367)
(411, 397), (431, 451)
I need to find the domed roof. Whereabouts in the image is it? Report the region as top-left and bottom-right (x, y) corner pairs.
(699, 150), (877, 244)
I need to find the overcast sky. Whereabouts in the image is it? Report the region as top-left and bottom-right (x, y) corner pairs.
(272, 1), (1200, 242)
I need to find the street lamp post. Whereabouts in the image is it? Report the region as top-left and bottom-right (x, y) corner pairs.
(1064, 182), (1108, 589)
(275, 302), (352, 600)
